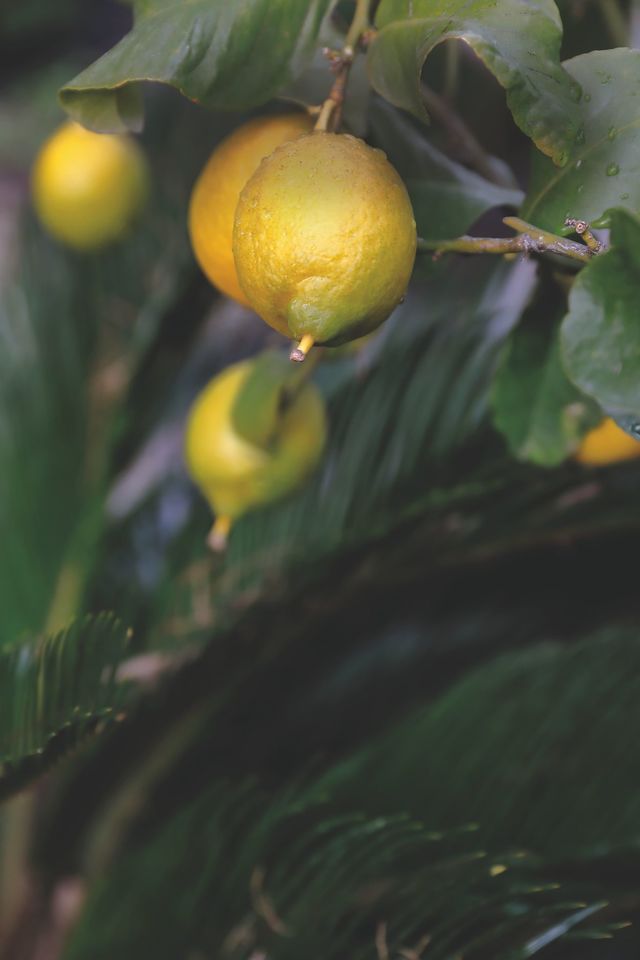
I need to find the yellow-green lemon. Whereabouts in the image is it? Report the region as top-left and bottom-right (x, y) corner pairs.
(184, 352), (327, 549)
(233, 132), (417, 359)
(575, 417), (640, 466)
(188, 113), (313, 306)
(32, 121), (149, 250)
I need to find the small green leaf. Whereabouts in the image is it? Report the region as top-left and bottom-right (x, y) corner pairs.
(60, 0), (333, 132)
(523, 49), (640, 231)
(230, 351), (299, 450)
(561, 208), (640, 412)
(369, 0), (582, 166)
(492, 280), (601, 466)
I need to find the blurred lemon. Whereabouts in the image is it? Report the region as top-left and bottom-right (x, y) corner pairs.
(32, 121), (148, 250)
(575, 417), (640, 466)
(188, 113), (313, 306)
(233, 132), (416, 359)
(185, 352), (327, 549)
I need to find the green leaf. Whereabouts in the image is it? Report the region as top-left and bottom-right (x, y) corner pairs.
(369, 95), (523, 242)
(0, 228), (97, 646)
(523, 49), (640, 231)
(230, 351), (302, 450)
(0, 614), (132, 802)
(59, 0), (333, 132)
(331, 627), (640, 858)
(62, 779), (614, 960)
(492, 277), (601, 466)
(561, 208), (640, 413)
(409, 178), (523, 244)
(369, 0), (582, 166)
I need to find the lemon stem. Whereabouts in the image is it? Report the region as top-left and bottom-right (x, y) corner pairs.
(314, 0), (372, 134)
(290, 334), (315, 363)
(207, 515), (232, 552)
(418, 216), (603, 266)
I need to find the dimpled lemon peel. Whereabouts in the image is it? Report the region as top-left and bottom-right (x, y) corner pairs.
(184, 351), (327, 550)
(188, 113), (314, 306)
(575, 417), (640, 467)
(32, 121), (149, 251)
(232, 132), (417, 361)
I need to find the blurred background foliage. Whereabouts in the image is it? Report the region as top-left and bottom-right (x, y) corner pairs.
(1, 1), (640, 958)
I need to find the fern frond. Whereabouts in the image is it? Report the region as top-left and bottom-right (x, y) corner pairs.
(0, 614), (133, 801)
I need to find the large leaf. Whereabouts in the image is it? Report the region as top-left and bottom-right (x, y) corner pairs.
(62, 780), (616, 960)
(369, 0), (582, 166)
(59, 0), (333, 132)
(561, 208), (640, 416)
(492, 274), (601, 466)
(0, 92), (207, 649)
(370, 99), (523, 243)
(0, 227), (96, 647)
(523, 49), (640, 232)
(0, 615), (132, 802)
(330, 627), (640, 858)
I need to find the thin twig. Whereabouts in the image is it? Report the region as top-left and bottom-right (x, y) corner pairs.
(315, 0), (372, 133)
(419, 216), (600, 265)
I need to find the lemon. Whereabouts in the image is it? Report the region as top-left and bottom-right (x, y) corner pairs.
(188, 113), (314, 306)
(32, 121), (149, 251)
(233, 132), (416, 359)
(185, 352), (327, 549)
(575, 417), (640, 466)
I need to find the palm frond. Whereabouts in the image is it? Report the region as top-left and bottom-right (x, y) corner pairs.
(0, 614), (133, 801)
(61, 779), (626, 960)
(328, 627), (640, 858)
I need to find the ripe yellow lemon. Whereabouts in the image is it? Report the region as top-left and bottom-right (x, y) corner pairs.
(32, 121), (149, 250)
(233, 132), (416, 359)
(575, 417), (640, 466)
(185, 352), (327, 549)
(188, 113), (314, 306)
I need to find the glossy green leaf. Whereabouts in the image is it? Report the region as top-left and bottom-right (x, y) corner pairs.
(369, 0), (582, 166)
(561, 208), (640, 412)
(523, 49), (640, 231)
(0, 614), (132, 802)
(492, 279), (600, 466)
(59, 0), (333, 132)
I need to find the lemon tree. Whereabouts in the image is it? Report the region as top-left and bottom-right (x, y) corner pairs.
(4, 3), (640, 960)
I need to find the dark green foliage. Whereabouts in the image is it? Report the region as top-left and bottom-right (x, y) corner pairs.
(561, 209), (640, 418)
(0, 615), (132, 802)
(492, 276), (601, 466)
(2, 1), (640, 957)
(62, 778), (620, 960)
